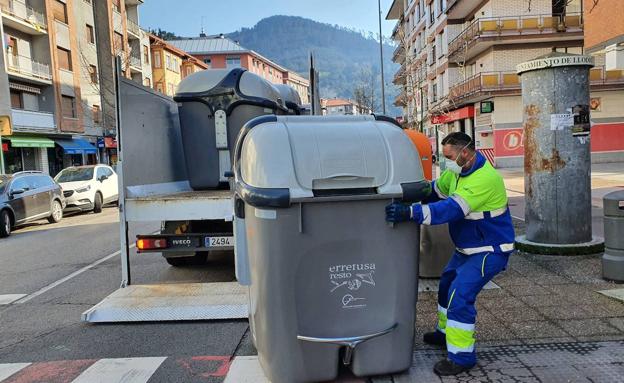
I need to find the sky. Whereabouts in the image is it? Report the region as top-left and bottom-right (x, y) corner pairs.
(139, 0), (397, 39)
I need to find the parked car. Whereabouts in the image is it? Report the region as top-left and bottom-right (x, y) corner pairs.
(54, 165), (118, 214)
(0, 171), (65, 237)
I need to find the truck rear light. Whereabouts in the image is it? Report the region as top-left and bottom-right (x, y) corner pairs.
(137, 238), (168, 250)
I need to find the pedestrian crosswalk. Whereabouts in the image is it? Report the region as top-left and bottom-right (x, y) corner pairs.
(0, 356), (371, 383)
(0, 356), (229, 383)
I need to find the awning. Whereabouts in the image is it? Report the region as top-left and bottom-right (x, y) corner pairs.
(3, 135), (55, 148)
(9, 82), (41, 94)
(55, 138), (98, 154)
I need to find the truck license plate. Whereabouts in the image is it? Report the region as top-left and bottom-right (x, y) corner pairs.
(205, 236), (233, 248)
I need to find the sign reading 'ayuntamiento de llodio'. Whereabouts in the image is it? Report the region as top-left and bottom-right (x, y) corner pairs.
(516, 55), (594, 74)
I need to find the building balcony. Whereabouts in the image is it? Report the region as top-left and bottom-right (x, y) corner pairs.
(393, 64), (406, 85)
(446, 0), (483, 20)
(126, 18), (140, 38)
(589, 66), (624, 89)
(0, 0), (47, 35)
(448, 71), (521, 105)
(11, 108), (56, 133)
(129, 54), (142, 71)
(445, 66), (624, 106)
(448, 13), (584, 63)
(392, 43), (405, 63)
(6, 54), (52, 84)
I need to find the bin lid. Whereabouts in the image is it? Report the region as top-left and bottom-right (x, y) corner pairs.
(273, 84), (302, 108)
(174, 68), (286, 112)
(237, 115), (426, 201)
(604, 190), (624, 217)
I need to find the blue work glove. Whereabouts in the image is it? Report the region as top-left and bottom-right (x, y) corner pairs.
(385, 202), (412, 223)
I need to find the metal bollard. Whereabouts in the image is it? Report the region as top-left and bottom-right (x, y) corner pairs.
(602, 190), (624, 282)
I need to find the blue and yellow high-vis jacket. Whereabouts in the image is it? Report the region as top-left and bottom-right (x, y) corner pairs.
(414, 152), (515, 255)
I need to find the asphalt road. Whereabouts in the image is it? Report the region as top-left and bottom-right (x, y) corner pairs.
(0, 207), (251, 382)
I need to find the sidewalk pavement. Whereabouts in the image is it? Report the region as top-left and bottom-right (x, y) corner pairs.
(229, 163), (624, 383)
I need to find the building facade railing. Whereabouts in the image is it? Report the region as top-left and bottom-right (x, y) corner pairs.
(6, 54), (52, 81)
(1, 0), (47, 29)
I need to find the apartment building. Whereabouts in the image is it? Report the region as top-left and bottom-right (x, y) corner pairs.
(322, 98), (372, 116)
(388, 0), (624, 167)
(0, 0), (151, 174)
(149, 34), (208, 97)
(169, 34), (310, 104)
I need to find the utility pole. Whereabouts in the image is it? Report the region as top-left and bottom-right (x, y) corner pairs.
(378, 0), (386, 114)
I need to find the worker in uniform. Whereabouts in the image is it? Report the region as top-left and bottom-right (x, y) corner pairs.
(386, 132), (515, 376)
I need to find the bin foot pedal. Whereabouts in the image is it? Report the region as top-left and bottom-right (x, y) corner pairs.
(297, 323), (397, 365)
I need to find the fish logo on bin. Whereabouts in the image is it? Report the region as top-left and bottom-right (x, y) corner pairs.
(329, 263), (376, 309)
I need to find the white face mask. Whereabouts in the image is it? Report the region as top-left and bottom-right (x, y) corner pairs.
(444, 142), (474, 174)
(445, 157), (463, 174)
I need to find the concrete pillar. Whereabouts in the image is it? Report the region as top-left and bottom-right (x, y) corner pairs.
(453, 120), (461, 132)
(465, 118), (473, 138)
(515, 53), (604, 255)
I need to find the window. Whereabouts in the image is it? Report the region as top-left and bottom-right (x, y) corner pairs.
(92, 105), (101, 124)
(86, 24), (95, 44)
(428, 3), (434, 24)
(226, 56), (241, 68)
(113, 32), (124, 53)
(53, 0), (68, 24)
(88, 64), (98, 84)
(165, 54), (171, 69)
(185, 66), (193, 76)
(10, 90), (23, 109)
(57, 47), (72, 71)
(143, 78), (151, 87)
(432, 83), (438, 102)
(155, 82), (163, 93)
(431, 45), (437, 64)
(61, 95), (76, 118)
(112, 0), (120, 13)
(167, 83), (174, 95)
(438, 0), (444, 17)
(10, 177), (31, 192)
(142, 45), (149, 63)
(439, 73), (445, 96)
(203, 57), (211, 67)
(153, 51), (161, 68)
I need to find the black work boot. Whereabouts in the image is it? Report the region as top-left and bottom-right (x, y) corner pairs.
(433, 359), (474, 376)
(423, 331), (446, 347)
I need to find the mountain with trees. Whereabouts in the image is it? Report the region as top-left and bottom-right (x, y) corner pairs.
(227, 16), (400, 116)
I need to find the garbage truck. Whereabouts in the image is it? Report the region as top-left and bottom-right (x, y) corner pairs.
(133, 68), (293, 266)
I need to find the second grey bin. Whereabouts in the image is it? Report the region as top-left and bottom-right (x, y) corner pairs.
(174, 68), (288, 189)
(234, 115), (431, 383)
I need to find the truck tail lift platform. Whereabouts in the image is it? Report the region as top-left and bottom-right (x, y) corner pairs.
(82, 62), (248, 323)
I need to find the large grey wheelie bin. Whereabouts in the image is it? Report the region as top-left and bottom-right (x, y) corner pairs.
(174, 68), (288, 190)
(233, 114), (431, 383)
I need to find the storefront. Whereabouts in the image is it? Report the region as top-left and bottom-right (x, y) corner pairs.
(104, 137), (118, 166)
(51, 138), (98, 174)
(1, 135), (55, 174)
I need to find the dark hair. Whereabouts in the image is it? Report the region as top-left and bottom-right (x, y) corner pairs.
(441, 132), (475, 151)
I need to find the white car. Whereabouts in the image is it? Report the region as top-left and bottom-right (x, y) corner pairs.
(54, 165), (118, 213)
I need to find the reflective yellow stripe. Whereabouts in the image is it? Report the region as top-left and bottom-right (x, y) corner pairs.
(481, 253), (489, 277)
(446, 326), (476, 352)
(447, 289), (456, 309)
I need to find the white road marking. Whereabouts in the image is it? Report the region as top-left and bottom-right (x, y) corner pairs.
(0, 294), (27, 305)
(0, 363), (31, 381)
(14, 244), (135, 305)
(70, 357), (166, 383)
(224, 356), (269, 383)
